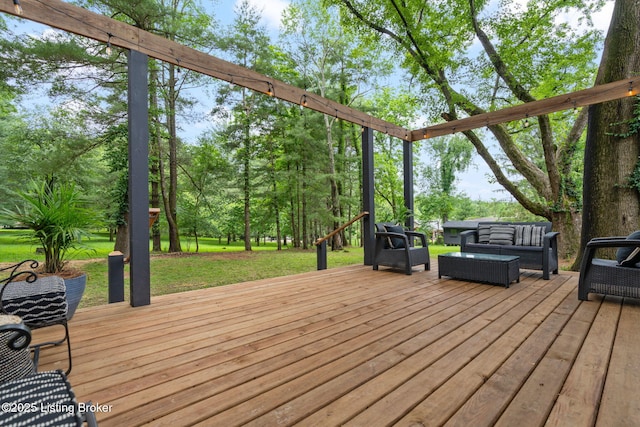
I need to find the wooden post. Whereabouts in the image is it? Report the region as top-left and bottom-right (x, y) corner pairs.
(108, 251), (125, 303)
(128, 49), (151, 307)
(362, 127), (375, 265)
(403, 139), (414, 231)
(316, 241), (327, 270)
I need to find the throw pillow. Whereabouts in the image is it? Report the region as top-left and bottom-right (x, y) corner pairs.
(515, 225), (533, 245)
(529, 225), (545, 246)
(477, 225), (491, 244)
(616, 230), (640, 267)
(489, 225), (515, 245)
(383, 224), (406, 249)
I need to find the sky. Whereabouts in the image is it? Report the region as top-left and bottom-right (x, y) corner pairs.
(215, 0), (289, 31)
(6, 0), (616, 201)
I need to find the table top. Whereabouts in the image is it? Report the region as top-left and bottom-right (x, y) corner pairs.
(439, 252), (519, 262)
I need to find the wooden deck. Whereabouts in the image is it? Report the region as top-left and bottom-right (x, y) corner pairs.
(34, 264), (640, 426)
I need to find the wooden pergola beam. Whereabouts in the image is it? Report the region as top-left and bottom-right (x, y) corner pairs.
(412, 78), (638, 140)
(0, 0), (410, 140)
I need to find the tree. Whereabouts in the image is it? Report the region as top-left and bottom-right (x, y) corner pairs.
(282, 0), (394, 249)
(359, 89), (421, 223)
(84, 0), (217, 253)
(419, 135), (474, 225)
(0, 105), (108, 211)
(179, 136), (234, 251)
(214, 0), (277, 251)
(331, 0), (605, 259)
(576, 0), (640, 268)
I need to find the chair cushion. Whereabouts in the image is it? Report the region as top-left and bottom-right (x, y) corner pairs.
(0, 370), (83, 426)
(489, 225), (515, 245)
(1, 276), (68, 329)
(515, 224), (545, 246)
(383, 224), (406, 249)
(616, 230), (640, 267)
(0, 315), (35, 383)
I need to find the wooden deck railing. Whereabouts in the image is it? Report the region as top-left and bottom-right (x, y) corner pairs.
(314, 211), (369, 270)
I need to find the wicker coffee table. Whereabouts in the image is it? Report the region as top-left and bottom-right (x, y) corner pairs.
(438, 252), (520, 287)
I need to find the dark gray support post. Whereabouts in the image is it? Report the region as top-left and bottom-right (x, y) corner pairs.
(128, 50), (151, 307)
(316, 241), (327, 270)
(108, 251), (125, 303)
(362, 127), (375, 265)
(403, 139), (414, 230)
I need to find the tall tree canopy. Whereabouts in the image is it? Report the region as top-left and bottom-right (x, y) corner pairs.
(330, 0), (606, 258)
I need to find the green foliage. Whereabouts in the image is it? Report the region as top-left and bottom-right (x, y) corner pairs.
(329, 0), (602, 255)
(418, 135), (474, 224)
(1, 179), (95, 273)
(416, 193), (543, 226)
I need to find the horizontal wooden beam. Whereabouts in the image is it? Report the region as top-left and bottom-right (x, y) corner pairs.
(411, 78), (639, 140)
(1, 0), (410, 140)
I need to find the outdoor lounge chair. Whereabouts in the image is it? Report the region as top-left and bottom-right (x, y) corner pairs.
(0, 315), (97, 426)
(373, 223), (430, 275)
(0, 260), (73, 374)
(578, 232), (640, 300)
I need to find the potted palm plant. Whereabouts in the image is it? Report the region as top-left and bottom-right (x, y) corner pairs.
(1, 178), (94, 319)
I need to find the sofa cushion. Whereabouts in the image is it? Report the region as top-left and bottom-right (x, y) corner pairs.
(515, 224), (545, 246)
(477, 225), (491, 244)
(489, 225), (515, 245)
(383, 224), (406, 249)
(616, 230), (640, 267)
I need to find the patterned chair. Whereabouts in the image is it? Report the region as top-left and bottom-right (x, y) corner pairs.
(0, 315), (97, 426)
(0, 260), (72, 374)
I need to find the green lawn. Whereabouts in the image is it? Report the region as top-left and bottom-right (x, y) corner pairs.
(0, 229), (279, 263)
(0, 229), (453, 309)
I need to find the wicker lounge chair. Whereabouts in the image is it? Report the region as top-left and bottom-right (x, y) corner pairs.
(0, 260), (73, 374)
(373, 223), (430, 275)
(578, 234), (640, 300)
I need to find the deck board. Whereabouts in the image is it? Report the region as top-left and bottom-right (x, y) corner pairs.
(30, 263), (639, 426)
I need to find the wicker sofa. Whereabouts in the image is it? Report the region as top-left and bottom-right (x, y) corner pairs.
(460, 221), (559, 279)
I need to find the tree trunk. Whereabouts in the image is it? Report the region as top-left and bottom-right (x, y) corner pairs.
(274, 180), (282, 251)
(551, 210), (582, 261)
(243, 123), (252, 252)
(574, 0), (640, 269)
(323, 115), (343, 251)
(289, 192), (299, 248)
(114, 222), (129, 258)
(166, 63), (182, 253)
(149, 63), (162, 252)
(302, 156), (309, 250)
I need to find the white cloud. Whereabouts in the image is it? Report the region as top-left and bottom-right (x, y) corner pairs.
(237, 0), (290, 30)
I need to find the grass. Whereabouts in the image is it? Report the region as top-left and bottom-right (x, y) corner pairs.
(0, 229), (453, 309)
(0, 229), (279, 263)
